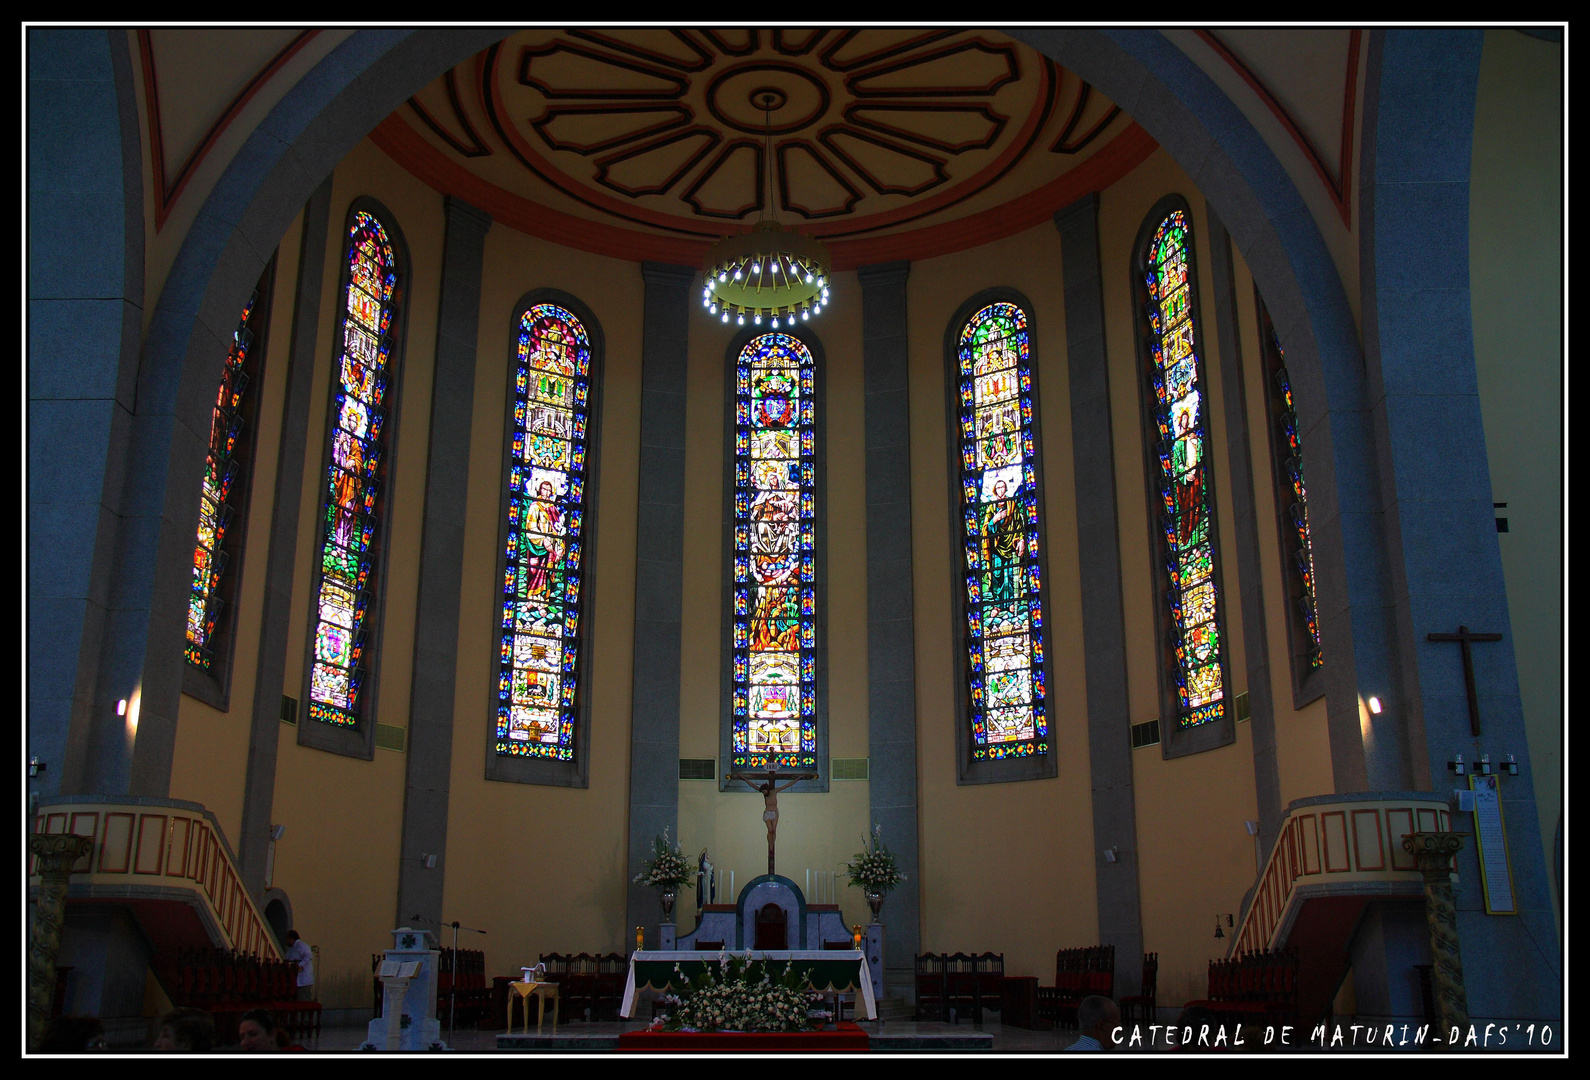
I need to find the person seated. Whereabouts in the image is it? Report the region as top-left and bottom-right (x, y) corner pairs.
(153, 1008), (215, 1052)
(237, 1008), (280, 1052)
(1063, 995), (1121, 1051)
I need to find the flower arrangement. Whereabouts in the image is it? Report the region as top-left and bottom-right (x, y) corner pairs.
(631, 827), (693, 891)
(654, 953), (821, 1033)
(845, 824), (906, 893)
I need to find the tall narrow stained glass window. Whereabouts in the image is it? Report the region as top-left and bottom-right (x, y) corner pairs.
(1141, 208), (1227, 727)
(495, 304), (593, 760)
(730, 333), (818, 772)
(955, 302), (1049, 760)
(307, 211), (398, 728)
(186, 288), (263, 669)
(1257, 298), (1322, 673)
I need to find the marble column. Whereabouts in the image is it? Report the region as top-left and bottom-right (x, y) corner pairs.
(857, 261), (921, 1001)
(28, 833), (95, 1052)
(626, 262), (695, 947)
(1404, 831), (1469, 1036)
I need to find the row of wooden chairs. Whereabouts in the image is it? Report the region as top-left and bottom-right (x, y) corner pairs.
(1180, 949), (1299, 1026)
(160, 948), (305, 1008)
(915, 952), (1004, 1023)
(1038, 945), (1114, 1029)
(536, 952), (628, 1022)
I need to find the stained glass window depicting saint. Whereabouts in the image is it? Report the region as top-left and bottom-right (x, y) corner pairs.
(731, 333), (817, 771)
(308, 211), (396, 727)
(1143, 209), (1226, 726)
(956, 302), (1049, 760)
(186, 290), (261, 669)
(495, 304), (592, 759)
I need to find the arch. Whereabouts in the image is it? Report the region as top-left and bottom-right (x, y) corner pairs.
(942, 288), (1058, 785)
(720, 324), (829, 790)
(261, 888), (294, 948)
(486, 289), (606, 788)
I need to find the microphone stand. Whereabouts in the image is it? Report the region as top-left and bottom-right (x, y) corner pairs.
(445, 920), (487, 1038)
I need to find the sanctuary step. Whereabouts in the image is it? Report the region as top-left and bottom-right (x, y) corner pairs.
(873, 998), (913, 1021)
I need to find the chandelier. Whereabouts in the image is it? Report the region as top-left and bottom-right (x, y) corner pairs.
(701, 93), (831, 329)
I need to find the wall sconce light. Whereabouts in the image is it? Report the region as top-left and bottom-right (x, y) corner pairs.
(421, 853), (438, 869)
(1367, 696), (1383, 715)
(1448, 753), (1466, 776)
(1474, 754), (1493, 776)
(1501, 754), (1519, 776)
(116, 699), (128, 716)
(270, 824), (286, 841)
(28, 758), (45, 778)
(1103, 846), (1118, 863)
(1244, 821), (1258, 837)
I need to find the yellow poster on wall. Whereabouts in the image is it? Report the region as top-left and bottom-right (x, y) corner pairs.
(1469, 773), (1516, 915)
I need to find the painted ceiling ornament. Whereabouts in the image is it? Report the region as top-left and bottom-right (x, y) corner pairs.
(701, 90), (831, 328)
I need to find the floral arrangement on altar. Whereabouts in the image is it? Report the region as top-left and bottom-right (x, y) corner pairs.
(845, 824), (906, 893)
(654, 953), (821, 1033)
(631, 827), (693, 891)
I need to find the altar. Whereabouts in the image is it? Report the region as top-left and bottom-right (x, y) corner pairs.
(620, 951), (877, 1020)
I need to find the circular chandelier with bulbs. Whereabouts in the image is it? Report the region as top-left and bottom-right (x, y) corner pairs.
(700, 91), (832, 329)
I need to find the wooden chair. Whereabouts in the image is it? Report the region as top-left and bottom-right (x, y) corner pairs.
(1120, 952), (1158, 1024)
(914, 953), (944, 1020)
(753, 903), (788, 949)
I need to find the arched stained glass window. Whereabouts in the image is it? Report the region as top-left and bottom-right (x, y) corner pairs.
(730, 332), (819, 773)
(306, 210), (399, 728)
(186, 286), (263, 671)
(1139, 205), (1227, 730)
(495, 303), (594, 761)
(955, 302), (1050, 762)
(1257, 295), (1323, 680)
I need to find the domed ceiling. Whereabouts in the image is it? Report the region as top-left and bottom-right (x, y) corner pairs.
(372, 28), (1156, 267)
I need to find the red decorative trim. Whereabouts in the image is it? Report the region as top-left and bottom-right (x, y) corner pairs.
(372, 115), (1155, 272)
(139, 29), (319, 230)
(1195, 29), (1360, 228)
(100, 812), (135, 873)
(1387, 808), (1416, 870)
(1051, 77), (1122, 155)
(134, 814), (168, 874)
(1321, 811), (1349, 872)
(1351, 808), (1386, 871)
(167, 817), (191, 878)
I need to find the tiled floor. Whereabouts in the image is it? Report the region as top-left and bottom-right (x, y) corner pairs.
(309, 1017), (1085, 1054)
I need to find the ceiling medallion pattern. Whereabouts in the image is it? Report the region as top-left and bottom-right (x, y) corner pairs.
(403, 29), (1128, 243)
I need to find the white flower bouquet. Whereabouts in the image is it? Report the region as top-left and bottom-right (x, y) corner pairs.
(654, 953), (818, 1033)
(631, 827), (693, 891)
(845, 824), (906, 892)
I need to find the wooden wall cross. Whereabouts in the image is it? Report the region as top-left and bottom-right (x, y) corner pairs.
(1427, 625), (1503, 736)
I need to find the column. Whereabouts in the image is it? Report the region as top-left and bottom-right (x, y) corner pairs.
(626, 262), (695, 946)
(856, 260), (920, 1000)
(1053, 195), (1145, 997)
(28, 833), (95, 1051)
(1404, 832), (1469, 1035)
(395, 196), (492, 930)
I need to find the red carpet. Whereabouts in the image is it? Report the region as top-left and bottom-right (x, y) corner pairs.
(617, 1021), (869, 1051)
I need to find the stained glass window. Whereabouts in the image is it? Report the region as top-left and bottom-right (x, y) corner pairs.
(186, 290), (261, 669)
(955, 302), (1049, 760)
(494, 304), (593, 760)
(307, 211), (397, 727)
(1142, 208), (1226, 727)
(1258, 300), (1322, 671)
(730, 333), (818, 772)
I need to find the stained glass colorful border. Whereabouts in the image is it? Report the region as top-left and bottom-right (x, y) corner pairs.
(730, 332), (819, 773)
(307, 211), (397, 728)
(956, 302), (1050, 761)
(494, 304), (593, 760)
(1143, 208), (1226, 727)
(186, 290), (259, 669)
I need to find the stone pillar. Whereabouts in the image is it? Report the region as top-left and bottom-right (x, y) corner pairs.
(856, 260), (921, 1003)
(395, 197), (492, 932)
(1054, 196), (1145, 997)
(1404, 831), (1469, 1036)
(626, 263), (695, 947)
(28, 833), (94, 1052)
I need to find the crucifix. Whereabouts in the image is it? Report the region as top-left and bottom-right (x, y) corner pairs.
(725, 765), (818, 877)
(1427, 624), (1503, 736)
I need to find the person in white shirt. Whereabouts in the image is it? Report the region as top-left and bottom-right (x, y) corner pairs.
(284, 930), (315, 1001)
(1064, 995), (1120, 1051)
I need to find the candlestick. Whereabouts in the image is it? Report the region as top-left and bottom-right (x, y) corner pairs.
(635, 925), (643, 951)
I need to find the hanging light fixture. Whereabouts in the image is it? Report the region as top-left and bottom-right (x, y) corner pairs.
(701, 92), (831, 327)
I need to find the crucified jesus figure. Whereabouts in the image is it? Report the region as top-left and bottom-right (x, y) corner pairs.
(725, 766), (817, 876)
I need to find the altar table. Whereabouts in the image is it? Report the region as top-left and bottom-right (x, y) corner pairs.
(617, 1020), (870, 1051)
(619, 951), (876, 1020)
(507, 980), (559, 1033)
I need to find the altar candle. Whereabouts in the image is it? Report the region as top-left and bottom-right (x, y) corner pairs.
(806, 869), (811, 897)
